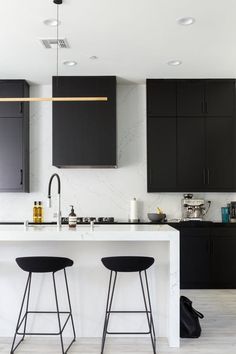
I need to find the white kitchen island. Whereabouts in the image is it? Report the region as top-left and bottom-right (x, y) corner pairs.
(0, 224), (179, 347)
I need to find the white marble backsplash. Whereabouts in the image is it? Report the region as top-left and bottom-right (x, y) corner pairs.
(0, 84), (234, 222)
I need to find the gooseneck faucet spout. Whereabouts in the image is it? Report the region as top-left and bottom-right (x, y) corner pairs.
(48, 173), (61, 228)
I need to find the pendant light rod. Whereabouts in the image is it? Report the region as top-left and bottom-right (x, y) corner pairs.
(0, 97), (108, 102)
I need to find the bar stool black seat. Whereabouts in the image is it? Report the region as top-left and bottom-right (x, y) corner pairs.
(101, 256), (156, 354)
(11, 256), (76, 354)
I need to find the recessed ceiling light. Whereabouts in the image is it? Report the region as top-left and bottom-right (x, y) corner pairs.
(177, 17), (195, 26)
(90, 56), (98, 60)
(63, 60), (77, 66)
(167, 60), (182, 66)
(43, 18), (61, 27)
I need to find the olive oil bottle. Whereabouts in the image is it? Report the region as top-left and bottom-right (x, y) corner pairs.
(33, 201), (38, 223)
(37, 201), (43, 223)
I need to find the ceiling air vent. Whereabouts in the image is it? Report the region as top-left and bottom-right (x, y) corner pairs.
(40, 38), (69, 49)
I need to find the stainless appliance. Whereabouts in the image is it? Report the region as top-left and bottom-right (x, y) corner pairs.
(182, 194), (211, 221)
(229, 202), (236, 222)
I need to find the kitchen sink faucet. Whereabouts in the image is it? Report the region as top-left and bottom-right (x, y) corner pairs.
(48, 173), (61, 229)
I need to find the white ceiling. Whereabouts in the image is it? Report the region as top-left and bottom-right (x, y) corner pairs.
(1, 0), (236, 85)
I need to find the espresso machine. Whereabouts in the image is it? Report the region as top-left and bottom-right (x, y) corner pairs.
(181, 194), (211, 221)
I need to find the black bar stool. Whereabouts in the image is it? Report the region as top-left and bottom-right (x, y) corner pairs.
(11, 256), (76, 354)
(101, 256), (156, 354)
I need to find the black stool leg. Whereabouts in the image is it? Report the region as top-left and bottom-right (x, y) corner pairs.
(144, 270), (157, 348)
(22, 272), (32, 340)
(11, 273), (31, 354)
(139, 271), (156, 354)
(52, 272), (65, 354)
(101, 271), (117, 354)
(64, 269), (76, 344)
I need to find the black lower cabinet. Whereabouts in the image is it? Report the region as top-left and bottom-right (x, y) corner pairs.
(180, 227), (210, 289)
(210, 228), (236, 288)
(177, 224), (236, 289)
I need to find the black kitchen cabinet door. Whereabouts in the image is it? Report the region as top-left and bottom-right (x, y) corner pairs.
(0, 80), (29, 192)
(177, 80), (204, 117)
(0, 118), (23, 191)
(147, 117), (176, 191)
(53, 76), (116, 167)
(0, 81), (24, 118)
(180, 227), (210, 289)
(206, 117), (234, 191)
(147, 80), (176, 116)
(210, 229), (236, 288)
(177, 117), (205, 190)
(147, 78), (236, 192)
(205, 80), (235, 117)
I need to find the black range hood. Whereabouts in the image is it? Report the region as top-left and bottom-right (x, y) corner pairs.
(52, 76), (117, 168)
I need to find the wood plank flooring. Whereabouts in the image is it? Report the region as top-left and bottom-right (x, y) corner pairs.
(1, 290), (236, 354)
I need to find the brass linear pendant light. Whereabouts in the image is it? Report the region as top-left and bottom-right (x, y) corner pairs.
(0, 0), (107, 103)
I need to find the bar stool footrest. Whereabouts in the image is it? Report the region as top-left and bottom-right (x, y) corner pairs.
(16, 310), (73, 336)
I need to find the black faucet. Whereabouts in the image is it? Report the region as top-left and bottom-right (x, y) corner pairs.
(48, 173), (61, 228)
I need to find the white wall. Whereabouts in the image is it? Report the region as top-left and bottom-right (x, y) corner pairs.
(0, 84), (234, 222)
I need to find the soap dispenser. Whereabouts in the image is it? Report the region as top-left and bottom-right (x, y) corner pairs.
(69, 205), (77, 228)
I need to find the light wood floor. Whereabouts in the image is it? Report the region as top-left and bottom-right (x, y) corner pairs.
(1, 290), (236, 354)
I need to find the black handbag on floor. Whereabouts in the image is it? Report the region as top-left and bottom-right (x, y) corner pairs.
(180, 296), (204, 338)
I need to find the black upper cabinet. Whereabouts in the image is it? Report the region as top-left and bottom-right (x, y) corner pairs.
(147, 117), (176, 191)
(147, 78), (236, 192)
(205, 80), (235, 116)
(177, 80), (204, 117)
(177, 117), (205, 190)
(177, 79), (235, 117)
(53, 76), (116, 168)
(0, 80), (29, 192)
(0, 119), (23, 191)
(147, 80), (176, 116)
(0, 81), (24, 118)
(206, 117), (234, 190)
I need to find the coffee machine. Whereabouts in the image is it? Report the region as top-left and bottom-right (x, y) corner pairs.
(181, 194), (211, 221)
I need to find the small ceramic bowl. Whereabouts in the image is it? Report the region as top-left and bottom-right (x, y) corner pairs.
(147, 213), (166, 223)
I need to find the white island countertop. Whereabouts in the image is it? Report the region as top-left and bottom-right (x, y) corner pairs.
(0, 223), (179, 348)
(0, 223), (177, 241)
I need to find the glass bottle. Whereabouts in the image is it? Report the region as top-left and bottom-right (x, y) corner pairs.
(33, 201), (38, 223)
(37, 201), (43, 223)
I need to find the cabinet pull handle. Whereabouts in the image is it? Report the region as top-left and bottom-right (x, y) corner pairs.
(203, 168), (206, 185)
(20, 169), (23, 185)
(205, 102), (208, 114)
(207, 168), (210, 185)
(19, 102), (23, 114)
